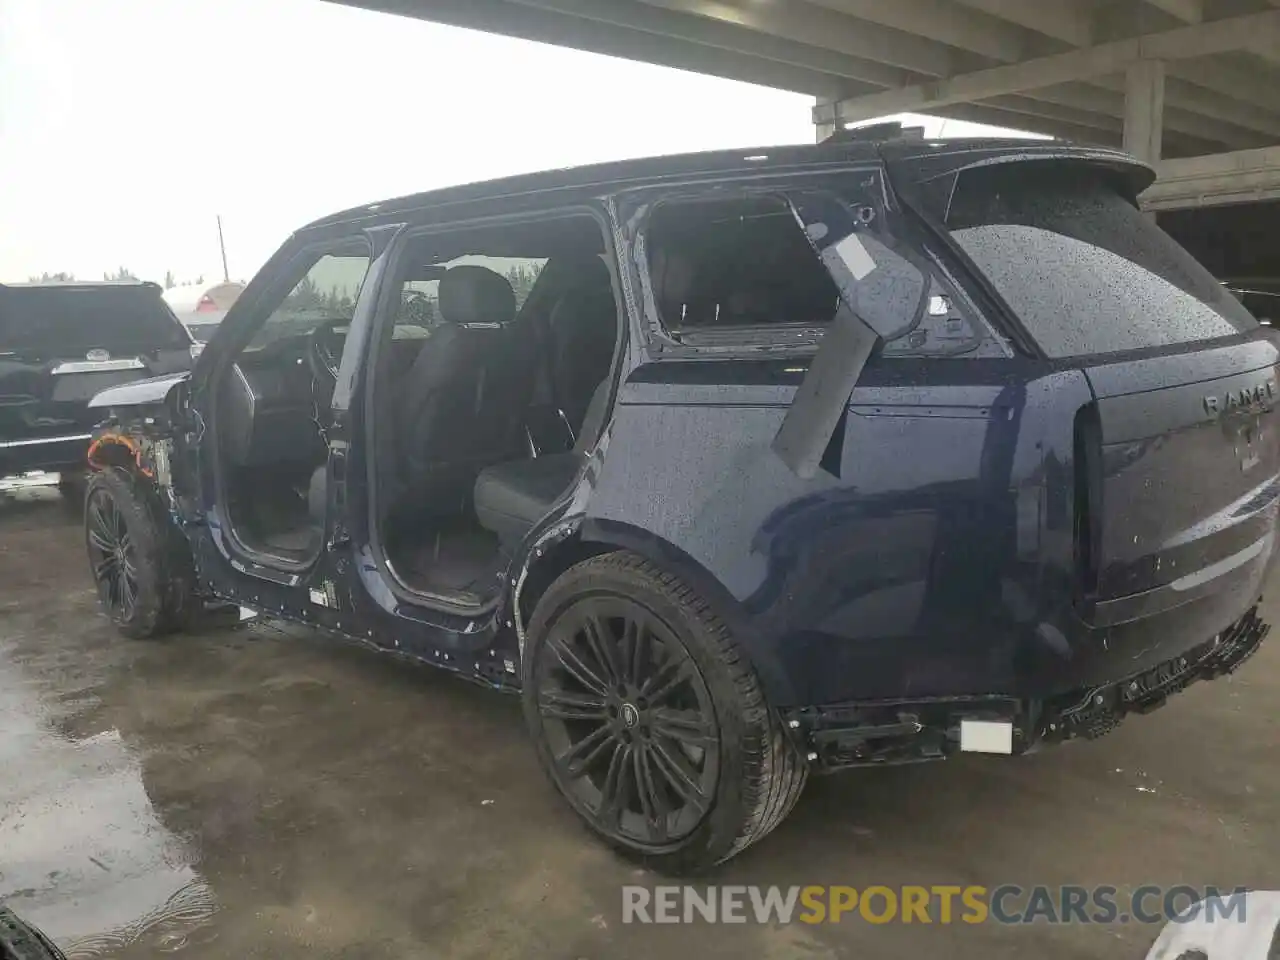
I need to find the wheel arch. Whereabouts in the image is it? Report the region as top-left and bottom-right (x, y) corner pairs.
(87, 433), (150, 475)
(513, 516), (799, 706)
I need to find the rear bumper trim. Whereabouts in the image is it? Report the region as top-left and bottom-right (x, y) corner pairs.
(1171, 533), (1271, 592)
(787, 607), (1268, 771)
(1090, 533), (1274, 627)
(0, 433), (93, 449)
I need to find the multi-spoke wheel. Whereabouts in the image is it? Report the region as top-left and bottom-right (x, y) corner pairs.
(523, 551), (808, 873)
(87, 486), (140, 622)
(84, 467), (196, 638)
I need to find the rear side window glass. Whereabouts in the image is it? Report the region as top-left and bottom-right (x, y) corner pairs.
(0, 286), (188, 356)
(947, 164), (1256, 358)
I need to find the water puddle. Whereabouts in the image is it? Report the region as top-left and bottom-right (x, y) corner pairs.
(0, 638), (218, 955)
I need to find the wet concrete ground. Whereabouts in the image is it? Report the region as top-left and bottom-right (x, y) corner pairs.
(2, 483), (1278, 960)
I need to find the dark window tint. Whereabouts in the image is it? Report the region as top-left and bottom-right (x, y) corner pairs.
(0, 286), (189, 356)
(646, 196), (841, 336)
(947, 164), (1256, 358)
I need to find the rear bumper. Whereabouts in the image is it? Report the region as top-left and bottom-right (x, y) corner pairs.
(0, 432), (92, 476)
(787, 606), (1267, 771)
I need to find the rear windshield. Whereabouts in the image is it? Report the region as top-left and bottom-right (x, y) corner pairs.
(0, 286), (189, 356)
(946, 164), (1256, 358)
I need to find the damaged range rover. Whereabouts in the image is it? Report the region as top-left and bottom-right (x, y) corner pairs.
(82, 134), (1276, 872)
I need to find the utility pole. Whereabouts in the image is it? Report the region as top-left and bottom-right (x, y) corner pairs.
(216, 215), (230, 282)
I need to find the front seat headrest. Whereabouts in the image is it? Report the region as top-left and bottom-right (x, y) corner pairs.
(562, 255), (612, 293)
(438, 265), (516, 326)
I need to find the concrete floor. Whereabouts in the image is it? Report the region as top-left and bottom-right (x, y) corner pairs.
(2, 484), (1278, 960)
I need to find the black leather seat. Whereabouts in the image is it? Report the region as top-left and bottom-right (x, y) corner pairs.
(473, 263), (618, 544)
(473, 381), (611, 544)
(547, 258), (618, 438)
(393, 266), (533, 520)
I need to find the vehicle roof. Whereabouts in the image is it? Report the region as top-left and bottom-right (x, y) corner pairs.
(2, 280), (163, 292)
(302, 136), (1148, 233)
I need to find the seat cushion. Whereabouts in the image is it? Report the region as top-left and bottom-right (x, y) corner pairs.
(474, 451), (584, 544)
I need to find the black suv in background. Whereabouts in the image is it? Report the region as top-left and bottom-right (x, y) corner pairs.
(0, 281), (196, 480)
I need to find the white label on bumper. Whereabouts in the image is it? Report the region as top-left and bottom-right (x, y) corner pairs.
(960, 719), (1014, 754)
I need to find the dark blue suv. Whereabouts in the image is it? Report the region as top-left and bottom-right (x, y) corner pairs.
(81, 136), (1275, 871)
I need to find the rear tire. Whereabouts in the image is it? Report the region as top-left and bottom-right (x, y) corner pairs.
(522, 550), (807, 874)
(85, 467), (196, 638)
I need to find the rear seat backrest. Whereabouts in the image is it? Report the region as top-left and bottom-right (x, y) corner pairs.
(548, 258), (618, 436)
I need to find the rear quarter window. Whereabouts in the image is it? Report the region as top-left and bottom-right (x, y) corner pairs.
(946, 164), (1256, 358)
(0, 286), (189, 355)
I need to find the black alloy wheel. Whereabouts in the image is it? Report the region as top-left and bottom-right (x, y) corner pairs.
(87, 485), (140, 621)
(524, 552), (809, 873)
(83, 467), (196, 638)
(533, 594), (720, 849)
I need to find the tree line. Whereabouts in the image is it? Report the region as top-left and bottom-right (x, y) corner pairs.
(26, 268), (205, 288)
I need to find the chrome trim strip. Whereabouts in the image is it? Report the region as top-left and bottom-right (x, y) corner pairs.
(1171, 533), (1273, 593)
(0, 433), (93, 449)
(50, 358), (146, 374)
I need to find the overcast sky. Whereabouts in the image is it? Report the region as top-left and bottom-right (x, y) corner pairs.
(0, 0), (1027, 285)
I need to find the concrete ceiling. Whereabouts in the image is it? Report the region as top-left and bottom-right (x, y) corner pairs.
(328, 0), (1280, 159)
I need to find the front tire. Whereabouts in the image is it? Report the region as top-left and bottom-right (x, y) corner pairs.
(522, 551), (807, 873)
(85, 467), (195, 638)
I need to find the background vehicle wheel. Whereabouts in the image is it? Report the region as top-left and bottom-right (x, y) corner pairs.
(85, 467), (196, 639)
(56, 470), (87, 517)
(522, 551), (807, 873)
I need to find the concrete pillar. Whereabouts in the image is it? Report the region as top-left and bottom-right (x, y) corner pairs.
(1123, 59), (1166, 163)
(815, 95), (839, 143)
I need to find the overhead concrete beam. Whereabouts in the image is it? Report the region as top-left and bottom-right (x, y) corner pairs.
(1021, 82), (1125, 114)
(1021, 81), (1265, 148)
(929, 102), (1115, 145)
(1141, 0), (1202, 24)
(1246, 39), (1280, 68)
(1123, 60), (1165, 162)
(631, 0), (952, 76)
(929, 102), (1227, 157)
(978, 94), (1122, 133)
(1164, 107), (1272, 150)
(1172, 57), (1280, 114)
(814, 10), (1280, 125)
(1144, 146), (1280, 209)
(952, 0), (1092, 47)
(804, 0), (1027, 63)
(1115, 76), (1280, 138)
(331, 0), (869, 95)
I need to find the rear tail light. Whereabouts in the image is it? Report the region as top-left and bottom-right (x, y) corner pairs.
(196, 294), (218, 312)
(1073, 403), (1103, 598)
